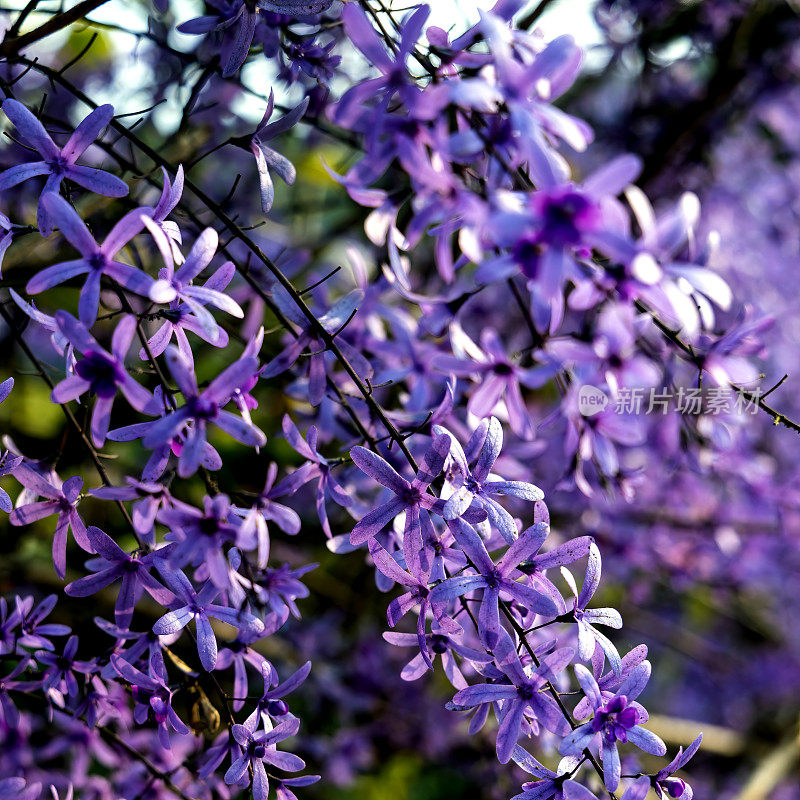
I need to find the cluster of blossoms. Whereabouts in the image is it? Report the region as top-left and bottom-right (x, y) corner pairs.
(1, 0), (796, 798)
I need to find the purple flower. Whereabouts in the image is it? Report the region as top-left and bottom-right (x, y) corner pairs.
(151, 565), (265, 671)
(559, 663), (666, 792)
(111, 654), (190, 748)
(0, 100), (127, 236)
(141, 346), (266, 477)
(262, 289), (370, 407)
(243, 561), (316, 634)
(431, 519), (559, 650)
(282, 415), (352, 537)
(26, 193), (156, 325)
(89, 478), (172, 544)
(349, 434), (453, 580)
(434, 328), (551, 440)
(244, 659), (311, 731)
(0, 777), (42, 800)
(35, 634), (94, 698)
(510, 744), (578, 800)
(453, 637), (574, 763)
(146, 225), (244, 338)
(216, 634), (272, 713)
(147, 165), (184, 264)
(224, 717), (304, 800)
(333, 4), (430, 128)
(641, 734), (702, 800)
(437, 416), (544, 543)
(235, 462), (303, 569)
(367, 538), (458, 670)
(64, 526), (172, 628)
(9, 463), (91, 579)
(1, 593), (70, 654)
(0, 377), (21, 513)
(51, 312), (159, 446)
(157, 493), (250, 588)
(274, 775), (321, 800)
(236, 91), (309, 214)
(383, 627), (491, 688)
(562, 542), (624, 674)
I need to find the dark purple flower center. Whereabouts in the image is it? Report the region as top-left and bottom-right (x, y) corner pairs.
(250, 741), (267, 760)
(536, 189), (600, 248)
(88, 252), (108, 271)
(517, 683), (535, 700)
(75, 351), (123, 398)
(161, 308), (185, 323)
(485, 569), (501, 589)
(590, 694), (638, 745)
(430, 634), (449, 654)
(512, 236), (542, 279)
(48, 156), (69, 176)
(189, 397), (218, 420)
(493, 362), (514, 377)
(198, 517), (220, 536)
(400, 486), (423, 506)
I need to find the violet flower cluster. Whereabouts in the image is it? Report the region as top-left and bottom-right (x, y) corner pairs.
(2, 0), (795, 798)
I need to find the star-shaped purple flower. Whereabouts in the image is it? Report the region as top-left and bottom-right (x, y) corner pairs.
(0, 100), (127, 236)
(51, 311), (159, 446)
(27, 193), (157, 325)
(151, 565), (265, 671)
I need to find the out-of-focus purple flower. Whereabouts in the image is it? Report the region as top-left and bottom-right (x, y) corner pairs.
(434, 327), (551, 440)
(235, 462), (303, 569)
(273, 775), (321, 800)
(0, 100), (127, 236)
(0, 378), (21, 513)
(36, 633), (95, 700)
(151, 565), (264, 671)
(261, 288), (370, 407)
(27, 193), (156, 325)
(9, 463), (91, 579)
(51, 311), (159, 446)
(333, 4), (430, 127)
(0, 777), (42, 800)
(1, 593), (70, 654)
(64, 526), (172, 628)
